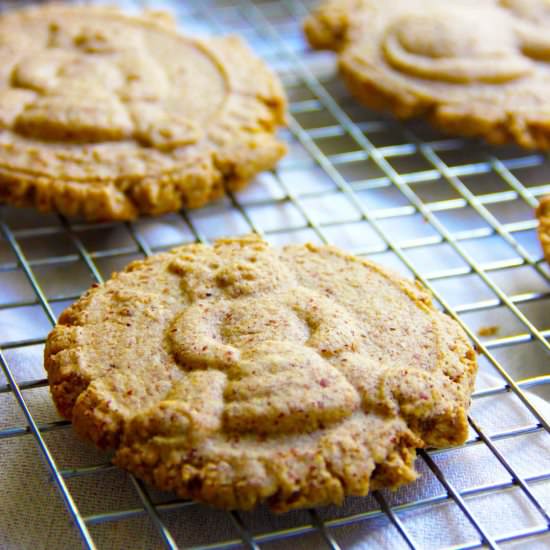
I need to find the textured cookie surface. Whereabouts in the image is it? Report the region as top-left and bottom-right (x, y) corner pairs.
(537, 196), (550, 263)
(305, 0), (550, 149)
(45, 235), (477, 511)
(0, 5), (286, 220)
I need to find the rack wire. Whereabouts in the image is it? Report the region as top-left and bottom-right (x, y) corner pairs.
(1, 1), (549, 549)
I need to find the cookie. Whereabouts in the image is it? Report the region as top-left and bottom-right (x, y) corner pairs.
(305, 0), (550, 149)
(536, 196), (550, 262)
(0, 5), (286, 221)
(45, 235), (477, 511)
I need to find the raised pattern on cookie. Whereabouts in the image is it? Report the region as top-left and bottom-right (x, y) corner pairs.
(304, 0), (550, 149)
(383, 12), (532, 83)
(0, 5), (286, 219)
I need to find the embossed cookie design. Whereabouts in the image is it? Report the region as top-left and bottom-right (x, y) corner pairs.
(0, 5), (286, 220)
(46, 235), (477, 511)
(305, 0), (550, 149)
(536, 196), (550, 263)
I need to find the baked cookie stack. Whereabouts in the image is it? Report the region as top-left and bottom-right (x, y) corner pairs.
(0, 3), (484, 512)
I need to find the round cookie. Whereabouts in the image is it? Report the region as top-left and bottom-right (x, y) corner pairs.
(536, 196), (550, 263)
(305, 0), (550, 149)
(46, 235), (477, 512)
(0, 5), (286, 220)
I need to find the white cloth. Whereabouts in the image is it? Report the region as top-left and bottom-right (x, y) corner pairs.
(1, 344), (549, 550)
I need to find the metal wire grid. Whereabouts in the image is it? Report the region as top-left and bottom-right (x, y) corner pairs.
(0, 0), (549, 548)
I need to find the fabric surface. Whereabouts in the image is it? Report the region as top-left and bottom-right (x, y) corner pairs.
(1, 344), (549, 550)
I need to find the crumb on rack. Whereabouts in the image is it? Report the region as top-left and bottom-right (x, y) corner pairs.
(478, 325), (499, 337)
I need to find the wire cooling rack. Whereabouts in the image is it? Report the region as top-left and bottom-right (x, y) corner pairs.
(1, 1), (549, 549)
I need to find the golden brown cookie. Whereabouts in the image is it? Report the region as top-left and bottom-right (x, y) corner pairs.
(0, 5), (286, 220)
(536, 196), (550, 262)
(45, 235), (477, 511)
(305, 0), (550, 149)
